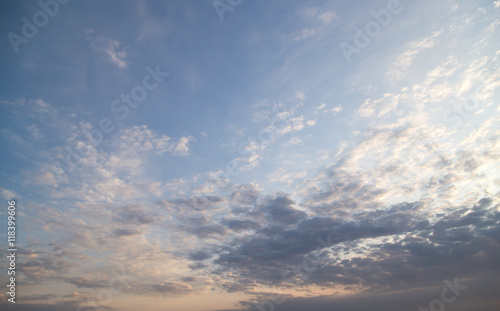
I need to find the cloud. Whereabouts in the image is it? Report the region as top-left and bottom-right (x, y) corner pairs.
(0, 187), (17, 200)
(156, 194), (230, 238)
(254, 193), (307, 226)
(2, 3), (498, 310)
(317, 11), (337, 24)
(239, 275), (500, 311)
(293, 28), (316, 41)
(0, 302), (105, 311)
(300, 7), (318, 18)
(105, 41), (127, 68)
(63, 275), (110, 288)
(386, 29), (443, 81)
(223, 219), (260, 233)
(113, 228), (143, 237)
(331, 104), (343, 115)
(150, 281), (194, 295)
(285, 137), (304, 146)
(27, 124), (44, 140)
(29, 122), (194, 203)
(205, 193), (500, 306)
(117, 125), (192, 156)
(85, 29), (128, 68)
(230, 183), (261, 206)
(295, 91), (305, 100)
(20, 257), (74, 279)
(274, 116), (305, 136)
(174, 136), (192, 156)
(188, 251), (213, 261)
(227, 154), (262, 174)
(316, 103), (327, 110)
(298, 6), (336, 24)
(112, 204), (163, 225)
(26, 171), (59, 187)
(158, 195), (225, 212)
(160, 72), (498, 297)
(267, 168), (307, 186)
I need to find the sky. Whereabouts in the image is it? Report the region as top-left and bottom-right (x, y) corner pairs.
(0, 0), (499, 310)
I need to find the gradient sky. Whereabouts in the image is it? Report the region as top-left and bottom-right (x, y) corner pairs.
(0, 0), (499, 310)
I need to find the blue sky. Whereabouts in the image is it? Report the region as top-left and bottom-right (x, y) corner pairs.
(0, 0), (499, 310)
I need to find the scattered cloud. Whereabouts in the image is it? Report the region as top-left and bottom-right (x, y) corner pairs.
(387, 29), (444, 81)
(0, 187), (17, 200)
(85, 29), (128, 68)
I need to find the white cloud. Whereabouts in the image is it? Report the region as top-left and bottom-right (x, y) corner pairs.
(1, 128), (33, 149)
(118, 125), (192, 156)
(105, 40), (128, 68)
(286, 137), (304, 146)
(27, 124), (44, 140)
(29, 123), (195, 203)
(299, 6), (336, 24)
(386, 29), (443, 81)
(295, 91), (306, 100)
(293, 28), (316, 41)
(357, 98), (382, 118)
(316, 103), (327, 110)
(314, 103), (330, 114)
(336, 54), (499, 212)
(30, 171), (59, 187)
(0, 188), (18, 200)
(332, 104), (343, 115)
(301, 7), (318, 18)
(318, 11), (337, 24)
(275, 116), (305, 136)
(86, 30), (128, 68)
(229, 154), (262, 174)
(173, 136), (192, 156)
(267, 168), (307, 186)
(349, 85), (377, 95)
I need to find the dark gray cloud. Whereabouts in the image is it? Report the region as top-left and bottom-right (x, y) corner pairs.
(215, 200), (422, 277)
(63, 276), (109, 288)
(112, 204), (162, 225)
(158, 195), (225, 212)
(230, 184), (261, 206)
(153, 171), (499, 311)
(189, 223), (228, 237)
(301, 170), (388, 214)
(223, 219), (260, 232)
(155, 195), (230, 238)
(113, 228), (142, 237)
(0, 301), (117, 311)
(188, 262), (209, 270)
(20, 257), (74, 279)
(150, 281), (193, 295)
(195, 194), (500, 309)
(238, 275), (500, 311)
(13, 294), (58, 301)
(169, 213), (229, 238)
(253, 193), (307, 225)
(189, 251), (213, 261)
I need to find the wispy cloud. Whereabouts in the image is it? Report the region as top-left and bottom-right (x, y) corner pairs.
(85, 29), (128, 68)
(386, 29), (443, 81)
